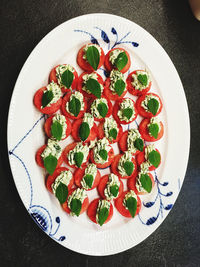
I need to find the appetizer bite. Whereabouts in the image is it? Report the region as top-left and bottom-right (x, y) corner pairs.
(127, 70), (151, 96)
(90, 96), (112, 122)
(139, 117), (164, 142)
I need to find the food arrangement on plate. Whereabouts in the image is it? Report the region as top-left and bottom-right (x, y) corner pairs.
(34, 43), (164, 227)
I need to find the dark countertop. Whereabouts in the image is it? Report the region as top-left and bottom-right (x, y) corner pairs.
(0, 0), (200, 266)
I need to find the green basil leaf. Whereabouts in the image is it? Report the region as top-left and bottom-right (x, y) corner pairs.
(79, 122), (90, 141)
(69, 96), (81, 117)
(148, 123), (159, 139)
(51, 121), (63, 141)
(42, 90), (53, 108)
(114, 51), (128, 71)
(97, 102), (108, 118)
(126, 197), (137, 218)
(70, 198), (82, 217)
(86, 46), (100, 70)
(83, 174), (93, 189)
(99, 149), (108, 161)
(109, 128), (118, 140)
(122, 108), (133, 120)
(74, 152), (84, 168)
(148, 150), (161, 168)
(123, 161), (134, 176)
(61, 69), (74, 89)
(55, 182), (68, 204)
(137, 74), (148, 86)
(134, 138), (144, 152)
(98, 207), (109, 226)
(110, 184), (119, 197)
(147, 98), (159, 115)
(114, 79), (125, 96)
(140, 174), (152, 193)
(44, 154), (57, 175)
(86, 78), (101, 98)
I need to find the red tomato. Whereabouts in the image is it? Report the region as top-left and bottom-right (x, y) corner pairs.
(49, 64), (78, 93)
(77, 72), (104, 99)
(77, 44), (105, 72)
(87, 198), (113, 224)
(46, 167), (74, 193)
(136, 148), (161, 171)
(115, 191), (141, 218)
(71, 118), (98, 143)
(44, 115), (72, 140)
(62, 142), (89, 169)
(139, 118), (164, 142)
(90, 146), (114, 169)
(110, 154), (138, 179)
(61, 92), (87, 120)
(136, 93), (163, 118)
(118, 130), (144, 155)
(35, 145), (63, 168)
(98, 120), (123, 144)
(127, 172), (155, 195)
(104, 48), (131, 73)
(126, 70), (151, 96)
(97, 174), (123, 199)
(33, 87), (62, 115)
(74, 166), (101, 190)
(113, 97), (138, 125)
(62, 189), (89, 215)
(104, 77), (127, 101)
(89, 96), (113, 122)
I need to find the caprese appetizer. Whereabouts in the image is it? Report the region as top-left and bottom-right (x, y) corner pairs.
(90, 96), (112, 122)
(139, 117), (164, 142)
(126, 70), (151, 96)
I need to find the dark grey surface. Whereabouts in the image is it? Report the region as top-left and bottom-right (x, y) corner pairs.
(0, 0), (200, 266)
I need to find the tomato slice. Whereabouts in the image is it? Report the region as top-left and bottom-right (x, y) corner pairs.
(90, 146), (114, 169)
(77, 44), (105, 72)
(127, 172), (155, 195)
(139, 118), (164, 142)
(114, 191), (141, 218)
(113, 97), (138, 125)
(104, 77), (127, 101)
(46, 167), (74, 193)
(136, 148), (161, 171)
(49, 64), (78, 93)
(98, 120), (123, 144)
(97, 174), (123, 199)
(87, 198), (113, 224)
(71, 118), (98, 143)
(44, 115), (72, 140)
(35, 145), (63, 168)
(104, 48), (131, 73)
(88, 96), (113, 122)
(74, 167), (101, 190)
(62, 189), (89, 215)
(118, 130), (144, 155)
(77, 72), (104, 99)
(126, 70), (151, 96)
(33, 87), (62, 114)
(136, 93), (163, 118)
(61, 92), (87, 120)
(110, 154), (138, 179)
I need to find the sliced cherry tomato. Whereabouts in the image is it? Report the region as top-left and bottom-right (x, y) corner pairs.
(77, 44), (105, 72)
(136, 93), (163, 118)
(87, 198), (113, 224)
(49, 64), (78, 93)
(126, 70), (151, 96)
(90, 146), (114, 169)
(97, 174), (123, 199)
(33, 87), (62, 114)
(136, 148), (161, 171)
(104, 48), (131, 73)
(139, 118), (164, 142)
(118, 130), (144, 155)
(35, 145), (63, 168)
(74, 166), (101, 190)
(46, 167), (74, 193)
(71, 118), (98, 143)
(127, 172), (155, 195)
(44, 115), (72, 140)
(98, 120), (123, 144)
(113, 97), (138, 125)
(62, 189), (89, 215)
(77, 72), (104, 99)
(115, 191), (141, 218)
(104, 77), (127, 101)
(61, 92), (87, 120)
(89, 96), (113, 122)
